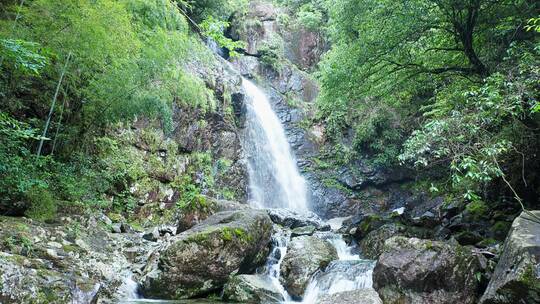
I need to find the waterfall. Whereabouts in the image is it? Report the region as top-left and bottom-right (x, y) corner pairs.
(242, 78), (309, 211)
(241, 78), (378, 304)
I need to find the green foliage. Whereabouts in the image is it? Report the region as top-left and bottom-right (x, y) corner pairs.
(525, 16), (540, 33)
(296, 3), (324, 30)
(0, 112), (47, 208)
(258, 34), (285, 70)
(400, 48), (539, 198)
(0, 0), (237, 217)
(0, 39), (47, 75)
(200, 16), (246, 57)
(24, 187), (57, 221)
(316, 0), (537, 167)
(183, 0), (248, 22)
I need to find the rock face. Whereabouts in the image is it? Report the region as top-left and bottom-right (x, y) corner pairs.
(223, 274), (284, 303)
(280, 235), (338, 298)
(373, 236), (481, 304)
(141, 209), (273, 299)
(480, 211), (540, 304)
(0, 215), (155, 304)
(316, 289), (382, 304)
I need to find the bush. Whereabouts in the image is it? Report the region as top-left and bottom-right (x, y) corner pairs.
(24, 187), (57, 221)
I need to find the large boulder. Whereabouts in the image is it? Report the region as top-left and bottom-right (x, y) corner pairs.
(176, 197), (248, 233)
(373, 236), (481, 304)
(480, 210), (540, 304)
(222, 274), (284, 303)
(358, 223), (406, 259)
(280, 235), (338, 298)
(141, 209), (273, 299)
(316, 289), (382, 304)
(267, 208), (330, 230)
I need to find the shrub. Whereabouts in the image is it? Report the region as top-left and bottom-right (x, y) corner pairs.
(24, 187), (57, 221)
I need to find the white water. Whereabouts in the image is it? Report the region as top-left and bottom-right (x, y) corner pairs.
(117, 273), (140, 302)
(258, 229), (293, 302)
(242, 78), (309, 211)
(301, 233), (375, 303)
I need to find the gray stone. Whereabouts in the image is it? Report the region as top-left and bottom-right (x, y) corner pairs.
(359, 223), (406, 259)
(267, 208), (330, 230)
(223, 274), (284, 303)
(373, 236), (481, 304)
(111, 223), (122, 234)
(141, 209), (273, 299)
(480, 211), (540, 304)
(291, 225), (316, 237)
(280, 235), (338, 298)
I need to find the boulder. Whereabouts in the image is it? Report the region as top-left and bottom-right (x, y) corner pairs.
(358, 223), (406, 259)
(267, 208), (330, 230)
(223, 274), (284, 303)
(280, 235), (338, 298)
(141, 209), (273, 299)
(316, 289), (382, 304)
(291, 225), (316, 237)
(354, 214), (388, 240)
(176, 198), (248, 233)
(373, 236), (481, 304)
(479, 211), (540, 304)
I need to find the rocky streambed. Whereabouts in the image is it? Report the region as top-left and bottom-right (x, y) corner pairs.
(0, 202), (539, 303)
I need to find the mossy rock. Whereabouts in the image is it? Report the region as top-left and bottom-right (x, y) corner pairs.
(141, 209), (272, 299)
(480, 211), (540, 304)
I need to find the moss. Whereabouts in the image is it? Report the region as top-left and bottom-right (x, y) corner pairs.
(62, 244), (79, 253)
(14, 223), (30, 232)
(107, 212), (123, 223)
(222, 228), (233, 241)
(358, 214), (384, 236)
(24, 187), (57, 222)
(465, 200), (488, 219)
(476, 238), (498, 248)
(490, 221), (511, 240)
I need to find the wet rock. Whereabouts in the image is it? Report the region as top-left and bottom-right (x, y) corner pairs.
(358, 223), (406, 259)
(141, 209), (273, 299)
(479, 211), (540, 304)
(280, 235), (338, 298)
(316, 289), (382, 304)
(291, 225), (316, 237)
(143, 227), (160, 242)
(223, 274), (284, 303)
(373, 236), (481, 304)
(267, 208), (330, 230)
(354, 214), (388, 240)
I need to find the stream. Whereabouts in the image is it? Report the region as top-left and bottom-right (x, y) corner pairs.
(121, 75), (377, 304)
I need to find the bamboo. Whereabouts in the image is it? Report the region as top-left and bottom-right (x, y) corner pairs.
(37, 52), (72, 156)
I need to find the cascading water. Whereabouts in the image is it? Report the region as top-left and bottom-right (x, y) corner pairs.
(301, 233), (375, 303)
(242, 78), (309, 211)
(241, 78), (379, 303)
(257, 229), (293, 302)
